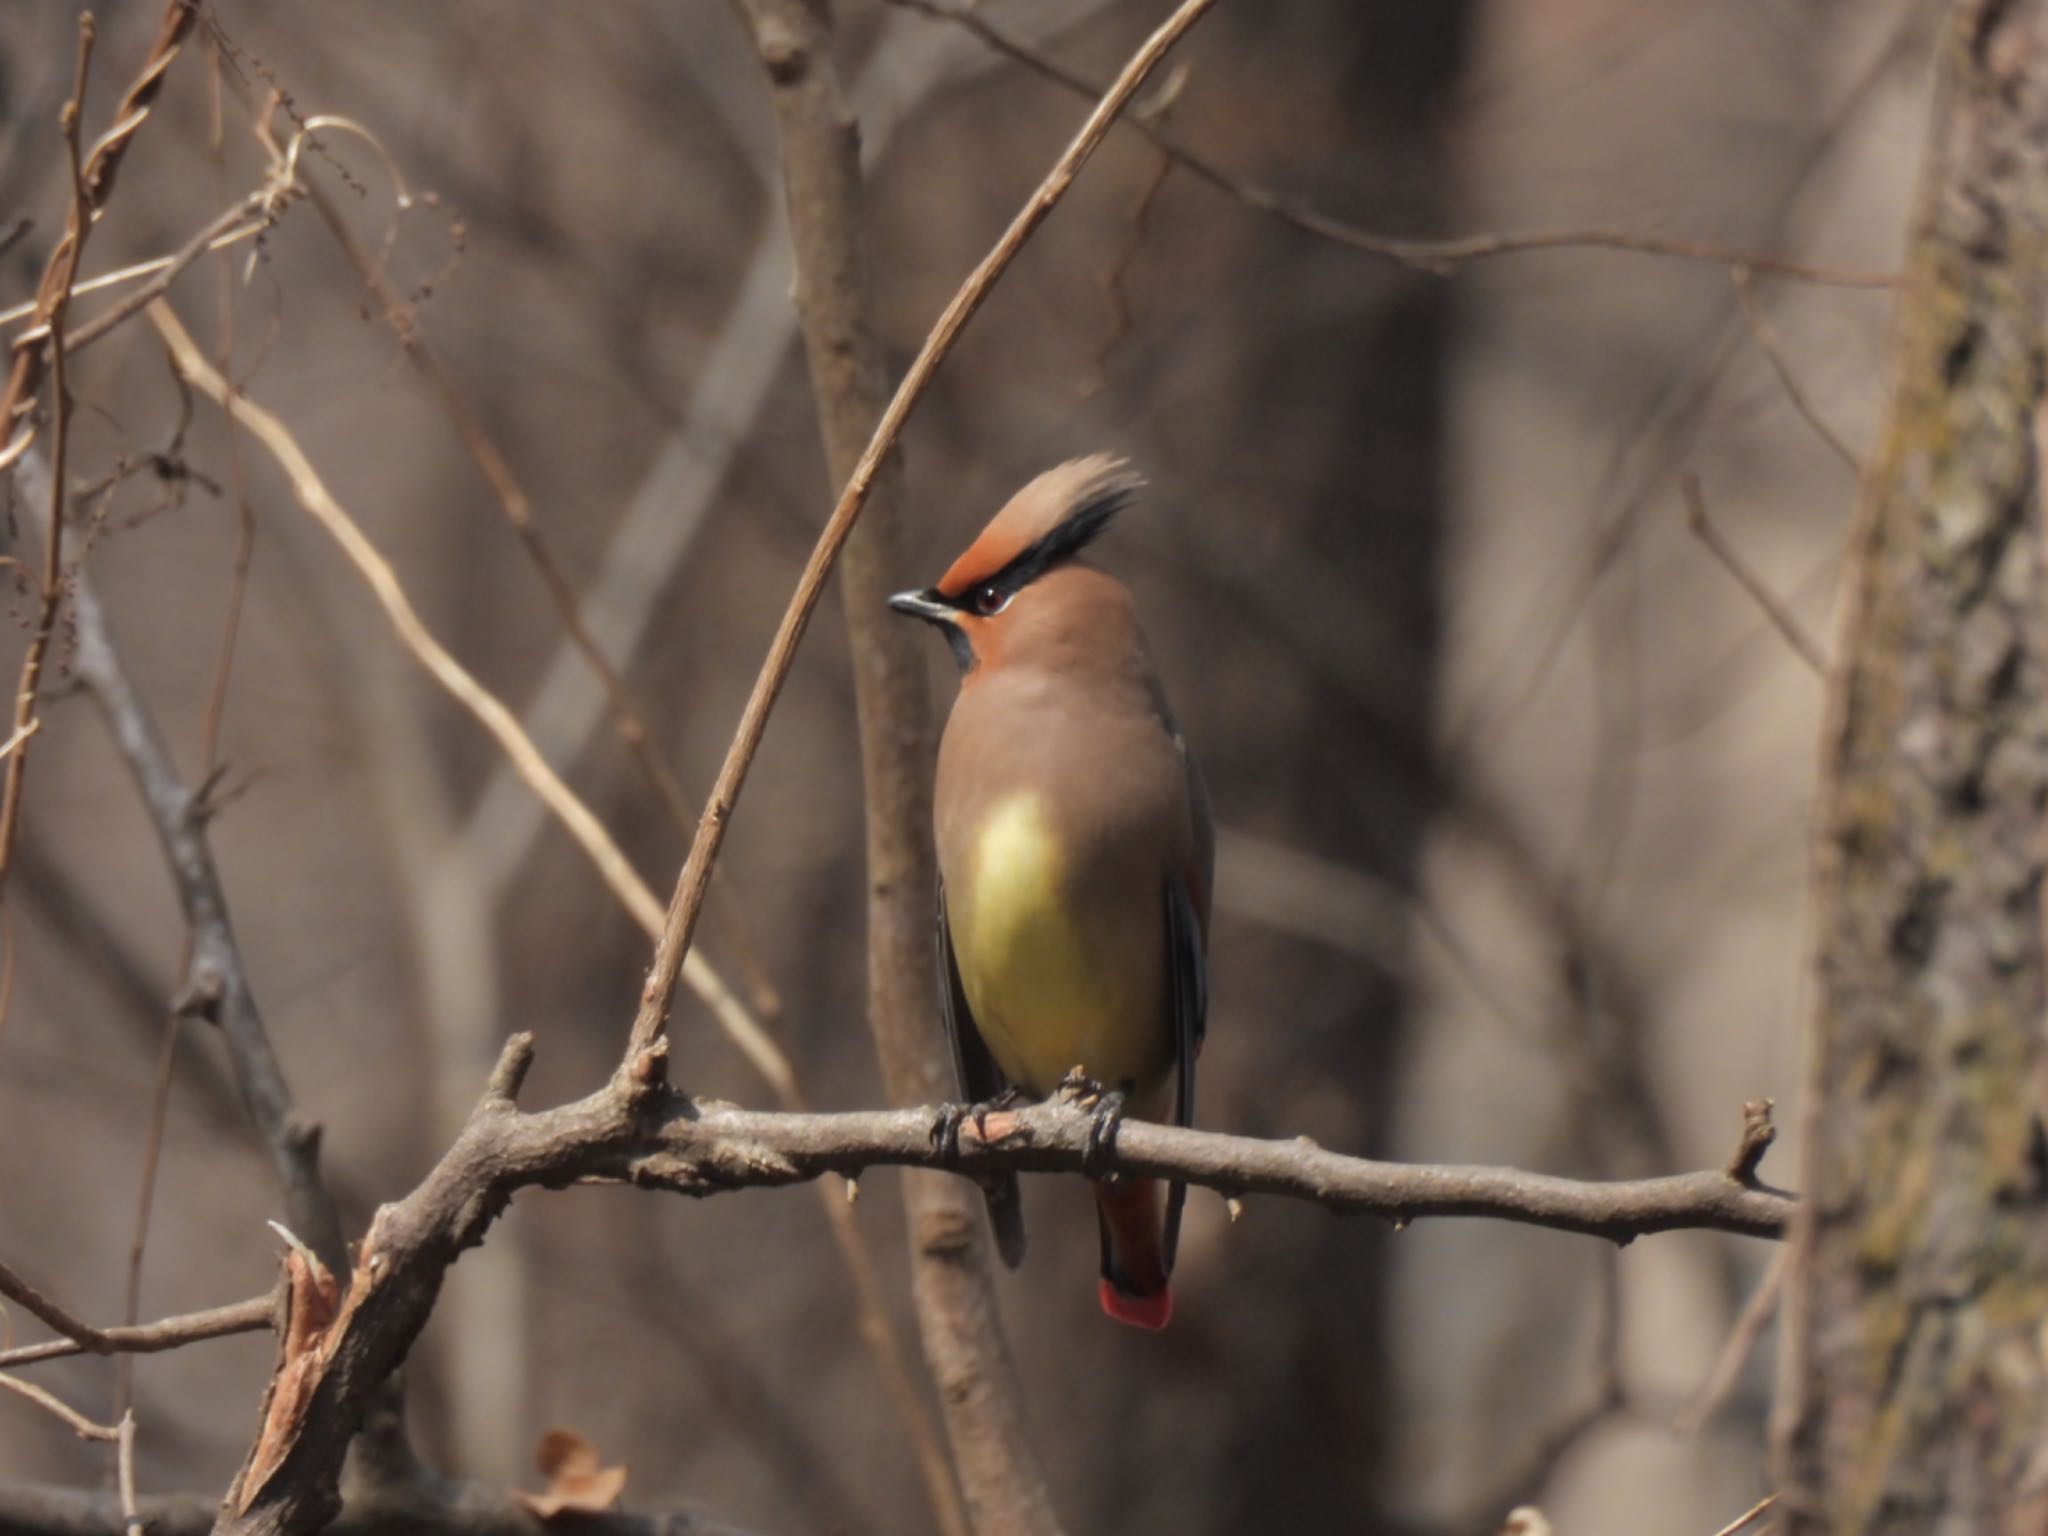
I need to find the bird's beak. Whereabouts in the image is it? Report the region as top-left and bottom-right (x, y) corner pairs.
(888, 588), (956, 626)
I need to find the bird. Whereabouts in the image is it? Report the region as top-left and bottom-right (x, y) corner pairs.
(889, 456), (1212, 1330)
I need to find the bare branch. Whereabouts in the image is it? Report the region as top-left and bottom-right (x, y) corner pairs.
(0, 1258), (110, 1354)
(43, 459), (349, 1274)
(0, 0), (201, 471)
(209, 1024), (1788, 1533)
(1677, 1250), (1785, 1436)
(143, 301), (793, 1095)
(1681, 475), (1829, 678)
(0, 15), (96, 903)
(884, 0), (1899, 290)
(1729, 266), (1863, 475)
(1710, 1495), (1777, 1536)
(0, 1293), (276, 1370)
(0, 1369), (117, 1442)
(57, 193), (278, 355)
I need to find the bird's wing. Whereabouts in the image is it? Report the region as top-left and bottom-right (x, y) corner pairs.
(938, 880), (1027, 1267)
(938, 878), (1007, 1103)
(1161, 870), (1207, 1272)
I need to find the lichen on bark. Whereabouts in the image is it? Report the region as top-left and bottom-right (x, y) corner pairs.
(1781, 3), (2048, 1529)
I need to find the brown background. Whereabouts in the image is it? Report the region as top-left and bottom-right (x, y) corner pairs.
(0, 2), (1928, 1531)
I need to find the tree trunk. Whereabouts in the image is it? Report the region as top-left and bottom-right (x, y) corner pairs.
(1780, 2), (2048, 1528)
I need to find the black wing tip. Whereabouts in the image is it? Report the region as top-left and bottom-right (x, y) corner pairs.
(1162, 1180), (1188, 1274)
(986, 1177), (1028, 1268)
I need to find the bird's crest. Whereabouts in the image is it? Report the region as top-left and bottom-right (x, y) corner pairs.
(937, 455), (1143, 600)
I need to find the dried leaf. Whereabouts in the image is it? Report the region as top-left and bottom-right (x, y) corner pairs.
(514, 1427), (629, 1519)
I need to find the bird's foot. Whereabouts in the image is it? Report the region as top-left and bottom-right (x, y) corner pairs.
(1053, 1068), (1128, 1173)
(1056, 1064), (1107, 1105)
(932, 1086), (1028, 1163)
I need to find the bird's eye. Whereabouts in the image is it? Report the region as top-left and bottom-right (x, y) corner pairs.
(971, 584), (1010, 616)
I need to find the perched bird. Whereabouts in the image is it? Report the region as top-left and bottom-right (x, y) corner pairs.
(889, 457), (1212, 1330)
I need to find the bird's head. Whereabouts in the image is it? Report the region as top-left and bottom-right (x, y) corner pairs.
(889, 455), (1142, 673)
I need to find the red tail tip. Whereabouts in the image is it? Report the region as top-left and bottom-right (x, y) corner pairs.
(1099, 1279), (1173, 1331)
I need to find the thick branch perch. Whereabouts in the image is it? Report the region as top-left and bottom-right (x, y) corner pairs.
(645, 1098), (1792, 1241)
(216, 1029), (1787, 1534)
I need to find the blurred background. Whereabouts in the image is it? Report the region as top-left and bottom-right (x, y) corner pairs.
(0, 0), (1931, 1531)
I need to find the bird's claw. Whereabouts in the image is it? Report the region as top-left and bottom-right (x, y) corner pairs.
(1057, 1064), (1106, 1105)
(933, 1087), (1029, 1164)
(1082, 1087), (1127, 1178)
(971, 1085), (1027, 1147)
(931, 1104), (967, 1165)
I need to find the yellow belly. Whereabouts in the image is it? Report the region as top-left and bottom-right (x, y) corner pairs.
(954, 793), (1167, 1099)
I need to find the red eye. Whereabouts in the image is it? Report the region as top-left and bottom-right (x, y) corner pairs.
(972, 584), (1010, 616)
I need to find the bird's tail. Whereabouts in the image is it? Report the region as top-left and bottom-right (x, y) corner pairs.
(1094, 1176), (1173, 1330)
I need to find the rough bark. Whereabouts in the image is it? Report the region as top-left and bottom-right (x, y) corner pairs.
(1780, 2), (2048, 1528)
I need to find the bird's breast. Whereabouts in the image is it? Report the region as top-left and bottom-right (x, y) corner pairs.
(950, 790), (1171, 1102)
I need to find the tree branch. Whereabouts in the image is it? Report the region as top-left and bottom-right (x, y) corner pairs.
(54, 475), (349, 1276)
(0, 1259), (110, 1354)
(144, 300), (793, 1106)
(0, 1293), (275, 1370)
(882, 0), (1899, 290)
(0, 0), (200, 472)
(214, 1026), (1788, 1534)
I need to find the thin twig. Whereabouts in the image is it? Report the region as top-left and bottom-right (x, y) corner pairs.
(1680, 474), (1830, 677)
(116, 1412), (142, 1536)
(884, 0), (1897, 290)
(1730, 266), (1863, 475)
(147, 299), (791, 1097)
(0, 211), (266, 333)
(0, 1368), (118, 1441)
(1677, 1249), (1785, 1435)
(0, 1258), (108, 1352)
(258, 107), (785, 1025)
(448, 0), (1045, 931)
(152, 282), (954, 1498)
(1709, 1494), (1777, 1536)
(0, 16), (96, 904)
(41, 449), (349, 1275)
(0, 0), (202, 471)
(116, 72), (267, 1424)
(0, 1292), (275, 1369)
(56, 197), (277, 355)
(627, 0), (1227, 1060)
